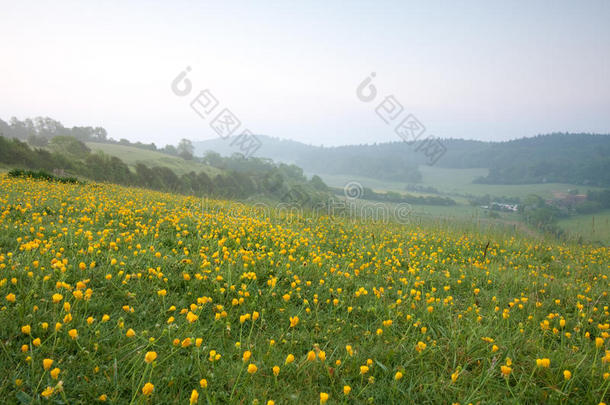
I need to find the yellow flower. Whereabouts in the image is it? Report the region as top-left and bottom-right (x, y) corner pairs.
(186, 311), (198, 323)
(68, 329), (78, 339)
(126, 328), (135, 338)
(289, 316), (299, 327)
(267, 401), (275, 405)
(142, 382), (154, 396)
(307, 351), (316, 361)
(320, 392), (329, 403)
(247, 363), (258, 374)
(99, 394), (107, 401)
(343, 385), (351, 395)
(536, 358), (550, 368)
(21, 325), (31, 335)
(41, 386), (54, 398)
(346, 345), (354, 356)
(5, 293), (15, 303)
(182, 338), (192, 348)
(491, 345), (499, 353)
(50, 368), (61, 379)
(563, 370), (572, 380)
(451, 370), (459, 382)
(144, 351), (157, 364)
(318, 351), (326, 361)
(189, 389), (199, 404)
(273, 366), (280, 376)
(415, 341), (427, 352)
(32, 338), (41, 347)
(285, 354), (295, 364)
(52, 293), (63, 303)
(595, 337), (604, 348)
(243, 350), (252, 362)
(501, 365), (512, 377)
(43, 358), (54, 370)
(199, 379), (208, 388)
(360, 365), (369, 374)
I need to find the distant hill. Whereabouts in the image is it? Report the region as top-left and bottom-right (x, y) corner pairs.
(193, 135), (316, 164)
(195, 133), (610, 186)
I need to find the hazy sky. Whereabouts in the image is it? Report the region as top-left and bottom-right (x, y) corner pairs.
(2, 1), (609, 147)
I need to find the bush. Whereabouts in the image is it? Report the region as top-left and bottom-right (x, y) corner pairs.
(8, 168), (80, 184)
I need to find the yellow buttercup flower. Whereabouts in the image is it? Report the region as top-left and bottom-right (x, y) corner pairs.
(186, 311), (198, 323)
(43, 358), (54, 370)
(243, 350), (252, 362)
(41, 386), (54, 398)
(307, 351), (316, 361)
(501, 365), (512, 377)
(189, 389), (199, 404)
(142, 382), (154, 396)
(144, 351), (157, 364)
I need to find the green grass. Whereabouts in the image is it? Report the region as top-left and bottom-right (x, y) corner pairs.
(317, 167), (609, 244)
(317, 167), (603, 201)
(1, 175), (608, 404)
(419, 166), (605, 199)
(558, 210), (610, 246)
(86, 142), (221, 176)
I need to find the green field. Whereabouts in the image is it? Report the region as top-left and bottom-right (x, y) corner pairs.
(1, 175), (608, 404)
(558, 210), (610, 246)
(86, 143), (220, 176)
(318, 167), (603, 200)
(316, 166), (610, 245)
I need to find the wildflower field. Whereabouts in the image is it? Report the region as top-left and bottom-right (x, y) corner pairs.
(0, 175), (608, 404)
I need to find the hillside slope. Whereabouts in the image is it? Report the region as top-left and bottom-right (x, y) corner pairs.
(194, 133), (610, 186)
(86, 142), (221, 176)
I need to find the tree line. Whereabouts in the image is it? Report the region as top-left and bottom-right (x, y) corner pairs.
(0, 117), (195, 159)
(0, 135), (330, 204)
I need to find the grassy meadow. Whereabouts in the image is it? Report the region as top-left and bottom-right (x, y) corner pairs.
(0, 175), (608, 404)
(557, 211), (610, 247)
(318, 167), (604, 200)
(317, 167), (610, 245)
(85, 143), (221, 177)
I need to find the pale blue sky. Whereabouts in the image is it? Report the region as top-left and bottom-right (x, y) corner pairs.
(1, 0), (609, 146)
